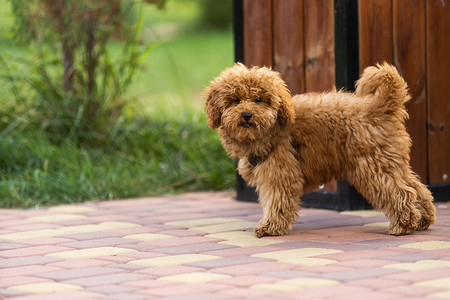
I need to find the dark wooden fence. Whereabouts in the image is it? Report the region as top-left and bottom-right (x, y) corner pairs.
(234, 0), (450, 207)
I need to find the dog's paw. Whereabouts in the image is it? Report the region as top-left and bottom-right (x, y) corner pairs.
(387, 223), (413, 236)
(254, 222), (290, 238)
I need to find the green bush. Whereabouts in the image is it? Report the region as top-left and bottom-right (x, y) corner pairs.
(198, 0), (232, 30)
(5, 0), (164, 144)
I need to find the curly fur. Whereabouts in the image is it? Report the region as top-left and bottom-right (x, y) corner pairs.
(205, 62), (436, 237)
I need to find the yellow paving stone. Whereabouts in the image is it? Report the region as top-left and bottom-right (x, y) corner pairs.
(428, 290), (450, 299)
(190, 221), (257, 234)
(414, 277), (450, 290)
(123, 233), (175, 242)
(281, 277), (341, 288)
(0, 222), (141, 242)
(8, 282), (82, 294)
(158, 272), (231, 283)
(251, 283), (300, 292)
(165, 218), (242, 228)
(100, 222), (141, 229)
(399, 241), (450, 251)
(128, 254), (221, 267)
(364, 221), (390, 228)
(341, 210), (385, 217)
(48, 206), (96, 213)
(45, 247), (137, 259)
(206, 231), (255, 240)
(383, 260), (450, 271)
(219, 238), (283, 248)
(0, 229), (61, 242)
(28, 214), (87, 223)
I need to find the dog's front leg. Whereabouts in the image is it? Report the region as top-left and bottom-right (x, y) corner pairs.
(251, 153), (304, 238)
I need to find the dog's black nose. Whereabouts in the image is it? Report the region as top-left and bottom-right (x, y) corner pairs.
(242, 112), (252, 121)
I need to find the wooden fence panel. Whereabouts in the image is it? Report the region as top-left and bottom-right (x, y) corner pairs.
(393, 0), (428, 181)
(427, 0), (450, 184)
(358, 0), (393, 69)
(243, 0), (273, 67)
(304, 0), (335, 93)
(273, 0), (305, 94)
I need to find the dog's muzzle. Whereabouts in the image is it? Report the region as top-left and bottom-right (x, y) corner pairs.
(241, 112), (252, 128)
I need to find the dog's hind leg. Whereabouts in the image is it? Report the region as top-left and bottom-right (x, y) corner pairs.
(349, 159), (422, 235)
(406, 172), (436, 231)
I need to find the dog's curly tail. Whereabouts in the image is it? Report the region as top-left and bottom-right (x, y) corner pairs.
(355, 62), (411, 119)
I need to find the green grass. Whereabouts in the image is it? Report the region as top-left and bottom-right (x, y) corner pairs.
(0, 0), (236, 208)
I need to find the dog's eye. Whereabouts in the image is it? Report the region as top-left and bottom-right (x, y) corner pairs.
(234, 98), (240, 103)
(255, 98), (262, 103)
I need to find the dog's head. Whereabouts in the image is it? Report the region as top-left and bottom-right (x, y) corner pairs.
(204, 63), (295, 141)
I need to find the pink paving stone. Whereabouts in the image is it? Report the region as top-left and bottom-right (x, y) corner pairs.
(124, 278), (178, 289)
(381, 268), (450, 282)
(334, 291), (399, 300)
(261, 232), (321, 242)
(284, 285), (371, 299)
(292, 264), (354, 274)
(152, 242), (236, 255)
(46, 259), (111, 269)
(94, 255), (135, 264)
(0, 243), (27, 250)
(107, 227), (164, 235)
(0, 265), (62, 278)
(1, 256), (61, 268)
(36, 266), (123, 281)
(377, 246), (423, 253)
(59, 237), (139, 249)
(136, 265), (205, 277)
(85, 284), (140, 295)
(85, 214), (131, 222)
(218, 287), (275, 298)
(0, 245), (73, 258)
(135, 236), (223, 248)
(323, 267), (402, 282)
(63, 272), (150, 287)
(202, 245), (287, 257)
(106, 293), (150, 300)
(214, 275), (280, 288)
(378, 252), (439, 262)
(11, 290), (103, 300)
(61, 231), (120, 240)
(142, 283), (230, 298)
(210, 261), (296, 276)
(0, 219), (36, 228)
(18, 237), (75, 246)
(0, 276), (53, 288)
(118, 250), (166, 260)
(107, 263), (146, 272)
(0, 288), (27, 298)
(382, 285), (440, 297)
(346, 277), (408, 289)
(185, 256), (270, 269)
(316, 249), (400, 261)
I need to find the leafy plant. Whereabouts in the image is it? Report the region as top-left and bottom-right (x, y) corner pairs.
(4, 0), (165, 143)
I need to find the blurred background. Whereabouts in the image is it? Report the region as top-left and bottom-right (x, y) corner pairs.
(0, 0), (235, 208)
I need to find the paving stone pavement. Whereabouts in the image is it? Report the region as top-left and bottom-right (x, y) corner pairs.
(1, 191), (450, 299)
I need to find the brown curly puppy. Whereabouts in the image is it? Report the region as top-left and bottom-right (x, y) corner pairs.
(204, 62), (436, 237)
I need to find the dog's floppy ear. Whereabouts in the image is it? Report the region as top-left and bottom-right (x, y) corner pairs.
(275, 78), (296, 126)
(204, 85), (222, 129)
